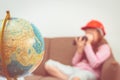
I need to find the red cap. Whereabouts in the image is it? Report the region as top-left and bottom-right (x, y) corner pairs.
(81, 20), (106, 35)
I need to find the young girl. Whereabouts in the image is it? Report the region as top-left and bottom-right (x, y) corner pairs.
(45, 20), (111, 80)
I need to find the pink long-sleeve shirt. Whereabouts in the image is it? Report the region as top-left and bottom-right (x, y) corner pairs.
(72, 44), (111, 78)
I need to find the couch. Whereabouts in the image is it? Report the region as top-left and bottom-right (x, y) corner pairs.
(25, 37), (120, 80)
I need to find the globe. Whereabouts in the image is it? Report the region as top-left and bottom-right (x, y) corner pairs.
(0, 18), (44, 78)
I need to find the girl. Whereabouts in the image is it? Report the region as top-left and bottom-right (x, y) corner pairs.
(45, 20), (111, 80)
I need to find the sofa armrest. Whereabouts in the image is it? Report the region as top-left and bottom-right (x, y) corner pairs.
(101, 57), (119, 80)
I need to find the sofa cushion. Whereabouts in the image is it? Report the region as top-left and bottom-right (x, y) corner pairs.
(25, 75), (43, 80)
(25, 75), (61, 80)
(40, 76), (61, 80)
(49, 37), (76, 65)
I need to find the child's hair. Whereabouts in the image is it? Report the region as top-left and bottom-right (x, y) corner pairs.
(93, 38), (108, 53)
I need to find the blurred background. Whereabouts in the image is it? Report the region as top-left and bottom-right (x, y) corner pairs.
(0, 0), (120, 62)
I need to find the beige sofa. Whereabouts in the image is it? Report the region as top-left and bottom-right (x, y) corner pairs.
(25, 37), (120, 80)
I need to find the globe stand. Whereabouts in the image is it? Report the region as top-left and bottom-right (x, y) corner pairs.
(0, 11), (18, 80)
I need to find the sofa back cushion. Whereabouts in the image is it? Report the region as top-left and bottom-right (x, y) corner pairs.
(49, 37), (76, 65)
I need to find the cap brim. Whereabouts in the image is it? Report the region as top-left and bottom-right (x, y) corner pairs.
(81, 26), (92, 30)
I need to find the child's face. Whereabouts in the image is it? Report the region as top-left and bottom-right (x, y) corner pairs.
(85, 28), (101, 43)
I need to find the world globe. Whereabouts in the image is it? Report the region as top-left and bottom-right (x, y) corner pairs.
(0, 12), (44, 79)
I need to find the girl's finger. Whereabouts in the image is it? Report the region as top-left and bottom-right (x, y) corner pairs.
(78, 37), (82, 41)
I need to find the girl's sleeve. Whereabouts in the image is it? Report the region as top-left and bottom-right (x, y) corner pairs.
(84, 44), (111, 68)
(72, 51), (83, 66)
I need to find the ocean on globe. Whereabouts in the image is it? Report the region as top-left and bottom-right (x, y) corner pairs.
(0, 18), (44, 78)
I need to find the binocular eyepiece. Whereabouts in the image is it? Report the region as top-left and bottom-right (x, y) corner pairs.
(73, 36), (88, 45)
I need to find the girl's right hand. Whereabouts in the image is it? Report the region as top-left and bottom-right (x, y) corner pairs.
(75, 37), (86, 53)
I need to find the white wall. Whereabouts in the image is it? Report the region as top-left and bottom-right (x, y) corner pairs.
(0, 0), (120, 62)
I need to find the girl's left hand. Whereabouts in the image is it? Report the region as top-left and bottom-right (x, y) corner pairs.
(86, 34), (94, 44)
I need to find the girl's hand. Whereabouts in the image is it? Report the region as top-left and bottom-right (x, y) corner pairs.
(75, 37), (86, 47)
(86, 34), (93, 44)
(75, 37), (86, 53)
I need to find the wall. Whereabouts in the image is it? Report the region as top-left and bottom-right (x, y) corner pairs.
(0, 0), (120, 62)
